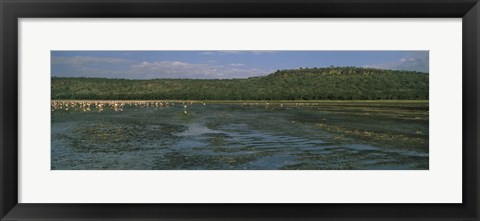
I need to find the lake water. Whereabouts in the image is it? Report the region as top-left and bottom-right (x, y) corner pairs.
(51, 101), (429, 170)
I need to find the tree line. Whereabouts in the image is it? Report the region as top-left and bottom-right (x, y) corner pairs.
(51, 67), (429, 100)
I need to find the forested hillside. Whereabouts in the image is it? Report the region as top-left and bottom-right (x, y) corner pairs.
(51, 67), (429, 100)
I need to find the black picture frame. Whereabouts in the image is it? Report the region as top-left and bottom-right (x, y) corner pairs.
(1, 0), (479, 220)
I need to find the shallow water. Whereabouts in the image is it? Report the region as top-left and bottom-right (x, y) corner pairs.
(51, 102), (429, 170)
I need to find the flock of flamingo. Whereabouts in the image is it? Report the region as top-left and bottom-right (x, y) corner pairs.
(51, 100), (197, 112)
(51, 100), (330, 112)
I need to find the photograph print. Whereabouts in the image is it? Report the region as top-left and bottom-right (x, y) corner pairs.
(51, 51), (429, 170)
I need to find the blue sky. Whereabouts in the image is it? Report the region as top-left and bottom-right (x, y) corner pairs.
(51, 51), (428, 79)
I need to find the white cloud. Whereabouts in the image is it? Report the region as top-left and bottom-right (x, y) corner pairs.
(52, 56), (273, 79)
(51, 56), (134, 78)
(128, 61), (271, 79)
(251, 50), (277, 54)
(52, 56), (130, 66)
(198, 51), (242, 55)
(366, 52), (429, 73)
(198, 51), (277, 55)
(198, 52), (215, 55)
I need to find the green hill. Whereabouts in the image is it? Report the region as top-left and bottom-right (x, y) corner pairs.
(51, 67), (429, 100)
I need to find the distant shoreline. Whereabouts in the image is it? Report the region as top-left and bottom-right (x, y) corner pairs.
(51, 67), (429, 100)
(51, 99), (429, 103)
(51, 99), (428, 113)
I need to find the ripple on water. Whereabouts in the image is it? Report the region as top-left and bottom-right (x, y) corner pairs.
(52, 103), (429, 170)
(174, 124), (220, 136)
